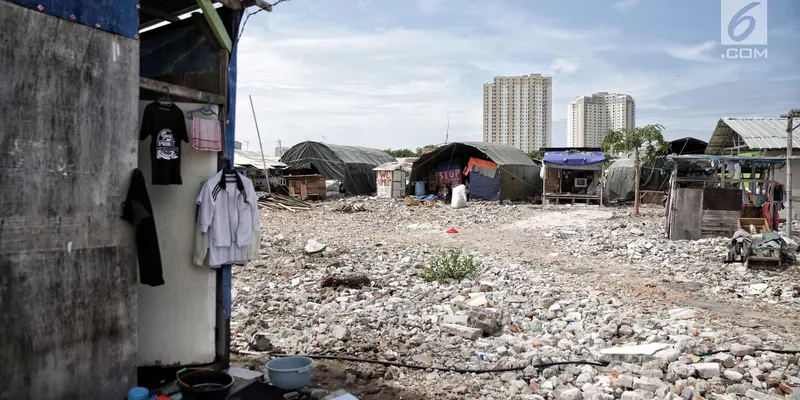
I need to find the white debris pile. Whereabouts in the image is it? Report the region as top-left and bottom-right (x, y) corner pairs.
(232, 199), (800, 399)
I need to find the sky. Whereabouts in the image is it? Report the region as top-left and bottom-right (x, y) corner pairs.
(233, 0), (800, 153)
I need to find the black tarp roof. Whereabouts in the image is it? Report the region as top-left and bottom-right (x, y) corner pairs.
(279, 141), (395, 195)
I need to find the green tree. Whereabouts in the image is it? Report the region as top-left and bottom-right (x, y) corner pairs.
(415, 144), (439, 155)
(601, 124), (667, 217)
(384, 148), (417, 157)
(527, 150), (543, 160)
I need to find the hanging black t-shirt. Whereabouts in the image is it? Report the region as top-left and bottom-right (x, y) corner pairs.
(140, 102), (189, 185)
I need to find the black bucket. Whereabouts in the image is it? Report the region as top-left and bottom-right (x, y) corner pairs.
(177, 370), (234, 400)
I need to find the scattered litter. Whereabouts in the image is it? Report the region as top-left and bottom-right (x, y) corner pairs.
(337, 202), (366, 213)
(321, 275), (371, 289)
(446, 227), (459, 234)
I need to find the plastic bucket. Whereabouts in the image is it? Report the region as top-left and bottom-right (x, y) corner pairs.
(176, 370), (234, 400)
(414, 181), (425, 197)
(266, 357), (313, 390)
(127, 387), (149, 400)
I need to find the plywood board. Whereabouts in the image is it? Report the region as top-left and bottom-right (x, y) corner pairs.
(669, 188), (703, 240)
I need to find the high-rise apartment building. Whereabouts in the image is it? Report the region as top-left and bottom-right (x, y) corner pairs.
(567, 92), (635, 148)
(483, 74), (552, 152)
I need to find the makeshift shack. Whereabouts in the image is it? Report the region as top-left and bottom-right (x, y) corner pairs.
(280, 141), (395, 196)
(407, 142), (542, 201)
(0, 0), (257, 396)
(234, 149), (286, 190)
(706, 117), (800, 220)
(665, 155), (787, 240)
(374, 161), (410, 199)
(542, 148), (607, 205)
(605, 138), (708, 203)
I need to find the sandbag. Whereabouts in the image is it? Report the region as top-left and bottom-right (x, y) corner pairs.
(451, 184), (467, 209)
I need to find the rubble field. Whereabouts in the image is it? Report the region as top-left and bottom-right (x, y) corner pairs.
(231, 199), (800, 400)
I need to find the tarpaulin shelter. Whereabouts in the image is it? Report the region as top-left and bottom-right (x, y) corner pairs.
(280, 141), (395, 196)
(408, 142), (541, 201)
(541, 148), (607, 205)
(605, 138), (708, 203)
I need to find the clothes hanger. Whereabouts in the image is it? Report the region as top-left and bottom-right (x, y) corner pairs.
(186, 96), (217, 120)
(158, 85), (173, 109)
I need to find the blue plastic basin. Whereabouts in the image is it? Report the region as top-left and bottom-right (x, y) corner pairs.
(266, 357), (313, 390)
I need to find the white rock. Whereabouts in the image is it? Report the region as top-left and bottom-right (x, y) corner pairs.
(729, 343), (755, 357)
(723, 370), (744, 382)
(694, 362), (721, 379)
(304, 239), (327, 254)
(441, 324), (482, 340)
(332, 325), (348, 340)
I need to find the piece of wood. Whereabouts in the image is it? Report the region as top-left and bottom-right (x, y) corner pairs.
(196, 0), (233, 52)
(218, 0), (244, 10)
(139, 77), (225, 104)
(139, 5), (181, 22)
(670, 188), (703, 240)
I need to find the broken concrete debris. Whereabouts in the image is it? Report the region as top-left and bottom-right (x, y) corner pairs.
(304, 239), (327, 254)
(231, 200), (800, 399)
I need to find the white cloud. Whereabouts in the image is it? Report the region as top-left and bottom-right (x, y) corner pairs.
(417, 0), (445, 14)
(233, 9), (771, 149)
(549, 58), (581, 75)
(661, 40), (719, 62)
(612, 0), (639, 11)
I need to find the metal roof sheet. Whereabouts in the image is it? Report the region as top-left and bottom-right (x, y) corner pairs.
(456, 142), (536, 166)
(234, 150), (286, 170)
(706, 117), (795, 155)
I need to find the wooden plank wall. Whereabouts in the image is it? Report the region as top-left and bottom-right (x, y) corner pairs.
(0, 3), (139, 398)
(669, 188), (703, 240)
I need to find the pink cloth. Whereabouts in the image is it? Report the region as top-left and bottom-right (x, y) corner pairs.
(192, 118), (222, 151)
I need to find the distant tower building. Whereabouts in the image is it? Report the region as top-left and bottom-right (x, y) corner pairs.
(274, 146), (289, 157)
(568, 92), (635, 148)
(483, 74), (552, 151)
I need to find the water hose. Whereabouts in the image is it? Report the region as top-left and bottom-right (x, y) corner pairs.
(269, 353), (608, 373)
(266, 348), (800, 374)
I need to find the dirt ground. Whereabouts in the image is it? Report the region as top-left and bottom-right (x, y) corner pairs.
(237, 200), (800, 399)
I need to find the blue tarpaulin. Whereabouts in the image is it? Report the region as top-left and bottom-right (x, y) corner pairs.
(226, 33), (239, 160)
(8, 0), (139, 38)
(543, 151), (607, 166)
(470, 170), (501, 201)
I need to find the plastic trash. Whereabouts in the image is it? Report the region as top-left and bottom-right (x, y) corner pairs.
(446, 227), (459, 234)
(128, 387), (149, 400)
(451, 184), (467, 209)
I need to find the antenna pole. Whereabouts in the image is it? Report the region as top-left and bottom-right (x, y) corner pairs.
(444, 111), (450, 144)
(249, 94), (271, 195)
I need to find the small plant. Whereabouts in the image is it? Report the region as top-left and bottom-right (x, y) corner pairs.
(420, 249), (482, 283)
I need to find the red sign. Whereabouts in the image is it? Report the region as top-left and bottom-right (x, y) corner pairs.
(438, 169), (461, 185)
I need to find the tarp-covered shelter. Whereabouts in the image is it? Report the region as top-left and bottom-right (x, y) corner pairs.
(280, 141), (395, 196)
(408, 142), (541, 201)
(542, 148), (607, 204)
(605, 138), (708, 202)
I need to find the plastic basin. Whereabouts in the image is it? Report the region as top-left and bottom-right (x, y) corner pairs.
(176, 370), (234, 400)
(266, 357), (313, 390)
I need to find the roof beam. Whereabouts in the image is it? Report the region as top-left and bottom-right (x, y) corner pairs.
(139, 6), (181, 23)
(140, 77), (226, 105)
(216, 0), (243, 10)
(196, 0), (233, 52)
